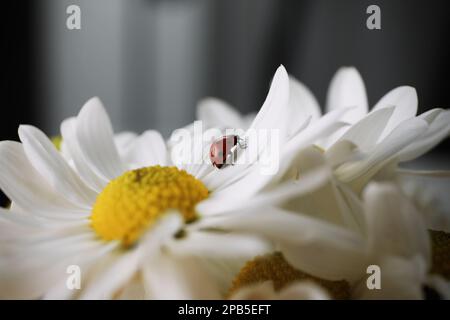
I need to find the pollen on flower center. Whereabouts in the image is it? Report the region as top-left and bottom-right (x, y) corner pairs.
(91, 165), (209, 247)
(229, 252), (350, 299)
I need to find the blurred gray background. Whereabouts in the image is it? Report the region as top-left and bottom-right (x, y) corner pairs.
(30, 0), (450, 137)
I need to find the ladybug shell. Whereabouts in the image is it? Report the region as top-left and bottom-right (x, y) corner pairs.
(209, 135), (238, 169)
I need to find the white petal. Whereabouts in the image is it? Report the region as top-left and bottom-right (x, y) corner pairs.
(142, 254), (221, 299)
(75, 97), (124, 181)
(353, 255), (427, 299)
(287, 116), (312, 141)
(0, 141), (87, 216)
(203, 144), (333, 213)
(123, 130), (168, 169)
(288, 76), (321, 135)
(0, 238), (112, 299)
(42, 242), (118, 300)
(418, 108), (443, 124)
(243, 112), (257, 127)
(200, 161), (250, 192)
(173, 131), (215, 181)
(371, 86), (418, 141)
(278, 281), (330, 300)
(43, 280), (79, 300)
(0, 213), (90, 241)
(196, 206), (367, 282)
(335, 118), (428, 186)
(398, 173), (450, 233)
(325, 140), (359, 168)
(114, 131), (137, 157)
(80, 213), (182, 299)
(229, 280), (330, 300)
(19, 125), (97, 208)
(197, 98), (245, 129)
(325, 67), (368, 123)
(248, 65), (290, 135)
(363, 183), (431, 261)
(282, 152), (364, 232)
(79, 250), (142, 299)
(198, 256), (247, 296)
(61, 117), (108, 192)
(245, 65), (290, 158)
(138, 212), (184, 258)
(335, 182), (366, 232)
(198, 166), (329, 216)
(0, 259), (71, 299)
(0, 208), (53, 242)
(166, 231), (272, 259)
(3, 233), (101, 258)
(397, 110), (450, 162)
(113, 277), (146, 300)
(180, 138), (215, 180)
(337, 107), (395, 152)
(289, 107), (351, 151)
(228, 281), (278, 300)
(0, 207), (55, 228)
(202, 66), (290, 191)
(310, 180), (364, 230)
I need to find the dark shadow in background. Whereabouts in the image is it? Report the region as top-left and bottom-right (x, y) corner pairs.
(1, 2), (36, 206)
(1, 0), (450, 207)
(212, 0), (450, 118)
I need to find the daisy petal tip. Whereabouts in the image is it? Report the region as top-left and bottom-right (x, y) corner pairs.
(274, 65), (289, 82)
(79, 96), (106, 117)
(399, 85), (418, 101)
(384, 85), (418, 106)
(403, 85), (417, 92)
(334, 66), (362, 80)
(17, 124), (43, 143)
(87, 96), (103, 106)
(17, 124), (33, 134)
(196, 97), (221, 115)
(277, 63), (287, 71)
(60, 117), (76, 133)
(274, 67), (290, 100)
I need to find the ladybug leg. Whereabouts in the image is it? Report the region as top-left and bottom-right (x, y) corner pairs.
(229, 145), (238, 165)
(237, 136), (248, 149)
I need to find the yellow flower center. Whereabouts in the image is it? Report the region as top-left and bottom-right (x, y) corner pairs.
(229, 252), (350, 299)
(51, 136), (62, 151)
(91, 165), (209, 247)
(430, 230), (450, 280)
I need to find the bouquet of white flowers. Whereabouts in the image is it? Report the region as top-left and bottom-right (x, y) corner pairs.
(0, 66), (448, 300)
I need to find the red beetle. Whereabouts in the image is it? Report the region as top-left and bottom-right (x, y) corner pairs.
(209, 135), (239, 169)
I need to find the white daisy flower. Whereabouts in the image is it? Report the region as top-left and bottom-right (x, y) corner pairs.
(0, 65), (343, 299)
(316, 68), (450, 191)
(351, 183), (449, 299)
(194, 77), (320, 139)
(164, 65), (450, 299)
(59, 129), (138, 167)
(193, 67), (450, 231)
(199, 176), (450, 299)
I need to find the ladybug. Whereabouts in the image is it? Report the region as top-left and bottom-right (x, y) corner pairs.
(210, 135), (245, 169)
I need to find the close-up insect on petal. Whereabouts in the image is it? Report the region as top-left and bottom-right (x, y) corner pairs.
(1, 0), (449, 306)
